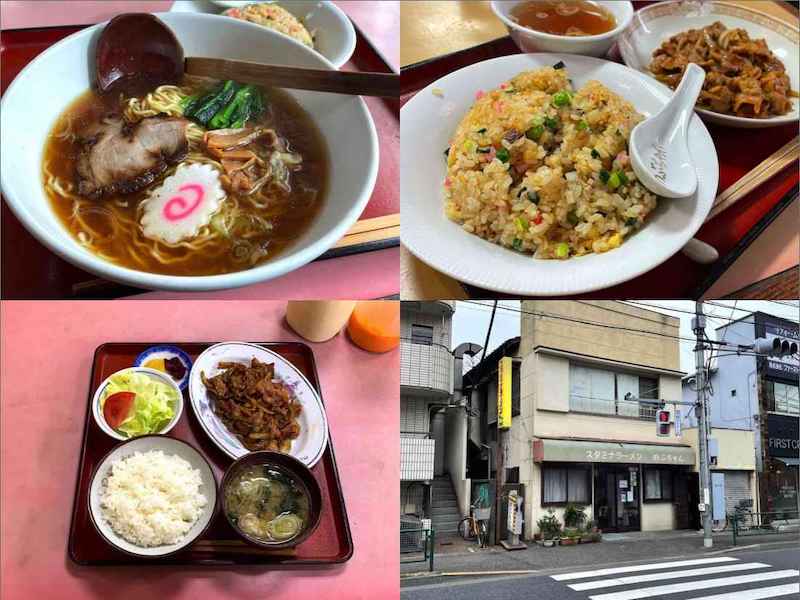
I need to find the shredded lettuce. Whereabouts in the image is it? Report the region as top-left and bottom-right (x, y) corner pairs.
(101, 372), (178, 437)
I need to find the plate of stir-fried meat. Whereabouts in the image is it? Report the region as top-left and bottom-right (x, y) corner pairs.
(619, 2), (799, 127)
(189, 342), (328, 466)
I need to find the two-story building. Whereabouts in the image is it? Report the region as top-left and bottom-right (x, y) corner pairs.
(466, 301), (696, 540)
(680, 311), (799, 518)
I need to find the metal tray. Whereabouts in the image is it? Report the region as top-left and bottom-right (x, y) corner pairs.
(67, 342), (353, 566)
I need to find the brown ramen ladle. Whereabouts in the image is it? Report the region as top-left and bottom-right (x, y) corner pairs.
(96, 13), (398, 98)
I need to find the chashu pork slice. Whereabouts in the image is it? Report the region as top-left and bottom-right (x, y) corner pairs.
(76, 115), (188, 199)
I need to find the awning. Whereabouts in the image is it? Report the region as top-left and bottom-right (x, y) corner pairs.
(776, 457), (800, 467)
(533, 438), (695, 466)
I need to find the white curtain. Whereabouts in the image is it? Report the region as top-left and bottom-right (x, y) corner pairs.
(567, 468), (589, 503)
(570, 365), (591, 412)
(616, 373), (639, 417)
(544, 468), (567, 503)
(644, 469), (662, 500)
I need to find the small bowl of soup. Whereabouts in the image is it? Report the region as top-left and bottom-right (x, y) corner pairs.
(221, 451), (322, 549)
(491, 1), (633, 57)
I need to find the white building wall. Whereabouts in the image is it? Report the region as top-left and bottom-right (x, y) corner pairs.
(445, 407), (471, 518)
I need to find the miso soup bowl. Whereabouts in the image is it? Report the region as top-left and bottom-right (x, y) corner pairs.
(221, 451), (323, 550)
(491, 1), (634, 57)
(0, 12), (378, 292)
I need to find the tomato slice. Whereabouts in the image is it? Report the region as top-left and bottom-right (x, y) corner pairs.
(103, 391), (136, 429)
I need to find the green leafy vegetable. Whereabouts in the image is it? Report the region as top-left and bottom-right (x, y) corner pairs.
(599, 169), (610, 183)
(100, 372), (178, 438)
(210, 84), (260, 129)
(496, 148), (510, 163)
(544, 116), (559, 131)
(512, 238), (523, 251)
(591, 149), (600, 159)
(187, 80), (240, 126)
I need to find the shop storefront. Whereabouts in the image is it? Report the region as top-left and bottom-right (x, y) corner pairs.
(533, 438), (696, 533)
(764, 413), (800, 516)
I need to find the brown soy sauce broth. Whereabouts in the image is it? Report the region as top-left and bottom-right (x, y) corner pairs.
(511, 0), (616, 37)
(42, 81), (328, 276)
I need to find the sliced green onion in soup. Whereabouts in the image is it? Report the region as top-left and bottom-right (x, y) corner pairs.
(266, 513), (304, 541)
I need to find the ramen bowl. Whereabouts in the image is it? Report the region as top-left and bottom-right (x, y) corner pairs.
(0, 12), (378, 292)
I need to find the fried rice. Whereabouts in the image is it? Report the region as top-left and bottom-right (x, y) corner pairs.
(443, 66), (657, 259)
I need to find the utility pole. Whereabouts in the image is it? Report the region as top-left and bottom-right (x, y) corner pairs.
(693, 301), (713, 548)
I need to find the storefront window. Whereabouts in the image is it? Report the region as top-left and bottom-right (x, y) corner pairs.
(765, 380), (800, 415)
(543, 464), (591, 505)
(766, 459), (799, 517)
(644, 468), (673, 501)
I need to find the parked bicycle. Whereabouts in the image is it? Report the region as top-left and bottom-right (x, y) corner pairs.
(458, 500), (491, 548)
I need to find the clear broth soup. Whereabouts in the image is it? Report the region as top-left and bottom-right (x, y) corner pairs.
(511, 0), (616, 37)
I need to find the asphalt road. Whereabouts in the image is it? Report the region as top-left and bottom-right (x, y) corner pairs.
(401, 545), (800, 600)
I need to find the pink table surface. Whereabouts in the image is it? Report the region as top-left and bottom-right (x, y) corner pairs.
(0, 300), (400, 600)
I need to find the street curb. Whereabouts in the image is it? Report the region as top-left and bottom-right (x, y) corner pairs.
(400, 538), (800, 582)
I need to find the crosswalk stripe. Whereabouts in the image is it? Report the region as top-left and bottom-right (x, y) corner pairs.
(551, 557), (738, 581)
(587, 569), (800, 600)
(569, 563), (770, 591)
(688, 583), (800, 600)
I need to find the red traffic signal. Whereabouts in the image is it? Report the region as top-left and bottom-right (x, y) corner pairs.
(656, 409), (671, 437)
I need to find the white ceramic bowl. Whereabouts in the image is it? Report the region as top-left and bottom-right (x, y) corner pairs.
(491, 1), (634, 57)
(400, 53), (719, 297)
(176, 0), (357, 68)
(0, 12), (377, 292)
(88, 435), (217, 558)
(92, 367), (184, 441)
(618, 0), (799, 128)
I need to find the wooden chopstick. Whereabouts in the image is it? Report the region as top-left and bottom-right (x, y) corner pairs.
(334, 213), (400, 249)
(186, 57), (399, 98)
(706, 136), (799, 222)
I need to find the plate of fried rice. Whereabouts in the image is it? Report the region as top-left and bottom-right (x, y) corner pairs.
(400, 54), (718, 296)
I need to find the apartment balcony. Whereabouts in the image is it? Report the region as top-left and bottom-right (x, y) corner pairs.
(400, 434), (435, 481)
(401, 301), (455, 316)
(401, 340), (453, 397)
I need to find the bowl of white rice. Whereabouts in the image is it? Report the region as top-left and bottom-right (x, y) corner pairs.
(88, 436), (217, 557)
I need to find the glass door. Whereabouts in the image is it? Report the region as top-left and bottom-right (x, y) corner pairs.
(594, 465), (641, 532)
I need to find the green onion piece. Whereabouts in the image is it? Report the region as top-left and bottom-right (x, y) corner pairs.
(618, 171), (629, 186)
(515, 216), (529, 232)
(607, 171), (621, 189)
(527, 190), (539, 203)
(577, 120), (588, 131)
(512, 238), (524, 251)
(625, 217), (638, 227)
(496, 148), (510, 163)
(599, 170), (610, 183)
(552, 90), (572, 107)
(552, 61), (565, 70)
(544, 117), (559, 130)
(591, 149), (600, 159)
(555, 242), (569, 258)
(476, 127), (487, 134)
(526, 124), (544, 140)
(517, 187), (527, 198)
(566, 211), (579, 225)
(463, 140), (477, 153)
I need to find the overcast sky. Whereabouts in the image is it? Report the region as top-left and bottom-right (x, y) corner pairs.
(451, 300), (799, 373)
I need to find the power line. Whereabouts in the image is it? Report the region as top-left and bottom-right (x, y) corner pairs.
(622, 301), (744, 323)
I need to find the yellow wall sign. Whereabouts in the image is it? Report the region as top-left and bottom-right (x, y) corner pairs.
(498, 357), (512, 429)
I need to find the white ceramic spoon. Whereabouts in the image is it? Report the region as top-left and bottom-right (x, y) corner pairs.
(628, 63), (718, 263)
(630, 63), (706, 198)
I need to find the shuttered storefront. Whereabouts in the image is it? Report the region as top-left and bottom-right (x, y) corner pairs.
(720, 470), (752, 514)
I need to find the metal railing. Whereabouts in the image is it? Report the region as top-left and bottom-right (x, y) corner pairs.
(400, 528), (435, 572)
(732, 510), (800, 545)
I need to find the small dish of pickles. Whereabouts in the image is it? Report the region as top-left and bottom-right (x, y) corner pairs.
(221, 451), (322, 549)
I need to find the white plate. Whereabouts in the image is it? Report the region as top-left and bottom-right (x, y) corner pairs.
(188, 342), (328, 467)
(618, 0), (799, 128)
(171, 0), (356, 68)
(400, 53), (718, 297)
(89, 435), (217, 557)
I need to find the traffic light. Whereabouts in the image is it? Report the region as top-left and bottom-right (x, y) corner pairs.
(656, 409), (671, 437)
(754, 337), (799, 357)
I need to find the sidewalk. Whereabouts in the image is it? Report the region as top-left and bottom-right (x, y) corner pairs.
(400, 529), (800, 578)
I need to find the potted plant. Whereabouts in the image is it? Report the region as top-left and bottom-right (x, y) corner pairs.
(537, 509), (561, 548)
(563, 503), (587, 529)
(560, 527), (581, 546)
(588, 519), (602, 542)
(579, 527), (594, 544)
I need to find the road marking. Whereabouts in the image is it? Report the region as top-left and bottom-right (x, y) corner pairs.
(689, 583), (800, 600)
(588, 569), (799, 600)
(551, 557), (738, 581)
(569, 562), (770, 591)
